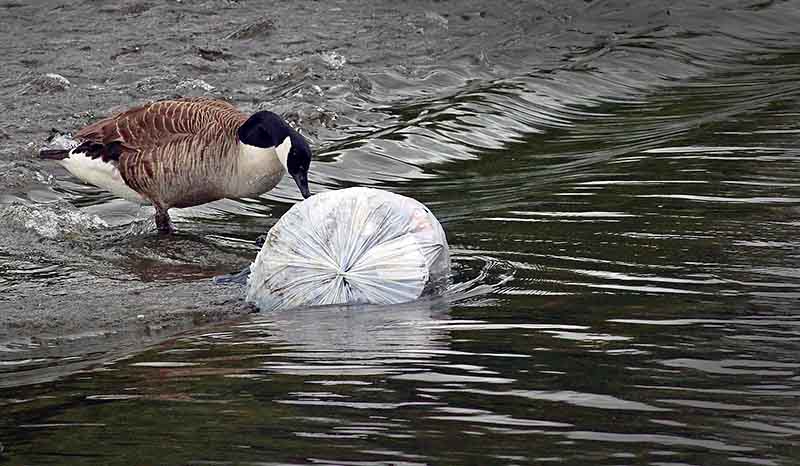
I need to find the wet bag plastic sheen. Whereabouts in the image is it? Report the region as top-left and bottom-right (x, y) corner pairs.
(246, 187), (450, 311)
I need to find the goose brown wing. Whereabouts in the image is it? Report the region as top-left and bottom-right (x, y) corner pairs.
(75, 98), (246, 151)
(116, 128), (238, 207)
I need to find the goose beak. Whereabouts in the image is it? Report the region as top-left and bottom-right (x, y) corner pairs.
(292, 172), (311, 199)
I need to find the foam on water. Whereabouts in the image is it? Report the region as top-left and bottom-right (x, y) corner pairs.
(0, 202), (107, 239)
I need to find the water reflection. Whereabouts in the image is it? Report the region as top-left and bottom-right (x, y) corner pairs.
(230, 299), (454, 377)
(2, 295), (799, 465)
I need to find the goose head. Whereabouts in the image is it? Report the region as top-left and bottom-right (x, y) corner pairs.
(238, 111), (312, 199)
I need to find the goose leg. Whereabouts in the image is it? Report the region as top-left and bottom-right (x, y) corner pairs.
(155, 207), (175, 234)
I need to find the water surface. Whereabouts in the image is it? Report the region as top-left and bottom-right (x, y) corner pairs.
(2, 1), (800, 464)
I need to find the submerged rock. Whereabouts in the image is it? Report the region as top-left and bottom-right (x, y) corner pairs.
(196, 46), (229, 62)
(224, 17), (274, 39)
(23, 73), (71, 94)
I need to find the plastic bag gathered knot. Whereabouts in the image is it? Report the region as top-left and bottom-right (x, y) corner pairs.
(246, 187), (449, 311)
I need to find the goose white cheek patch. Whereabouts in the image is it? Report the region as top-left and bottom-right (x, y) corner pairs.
(275, 136), (292, 172)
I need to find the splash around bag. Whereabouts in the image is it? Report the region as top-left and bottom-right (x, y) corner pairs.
(246, 187), (450, 311)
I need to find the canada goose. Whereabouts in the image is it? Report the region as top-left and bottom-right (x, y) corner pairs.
(39, 97), (312, 233)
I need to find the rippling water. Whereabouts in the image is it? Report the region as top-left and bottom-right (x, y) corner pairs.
(2, 0), (800, 464)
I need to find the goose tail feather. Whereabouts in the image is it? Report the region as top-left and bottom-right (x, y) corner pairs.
(38, 148), (71, 160)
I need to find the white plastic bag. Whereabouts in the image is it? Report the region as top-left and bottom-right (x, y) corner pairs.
(246, 187), (449, 311)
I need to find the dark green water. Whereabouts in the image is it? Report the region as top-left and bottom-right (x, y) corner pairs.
(2, 1), (800, 464)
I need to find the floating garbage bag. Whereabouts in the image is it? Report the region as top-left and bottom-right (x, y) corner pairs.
(246, 187), (450, 311)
